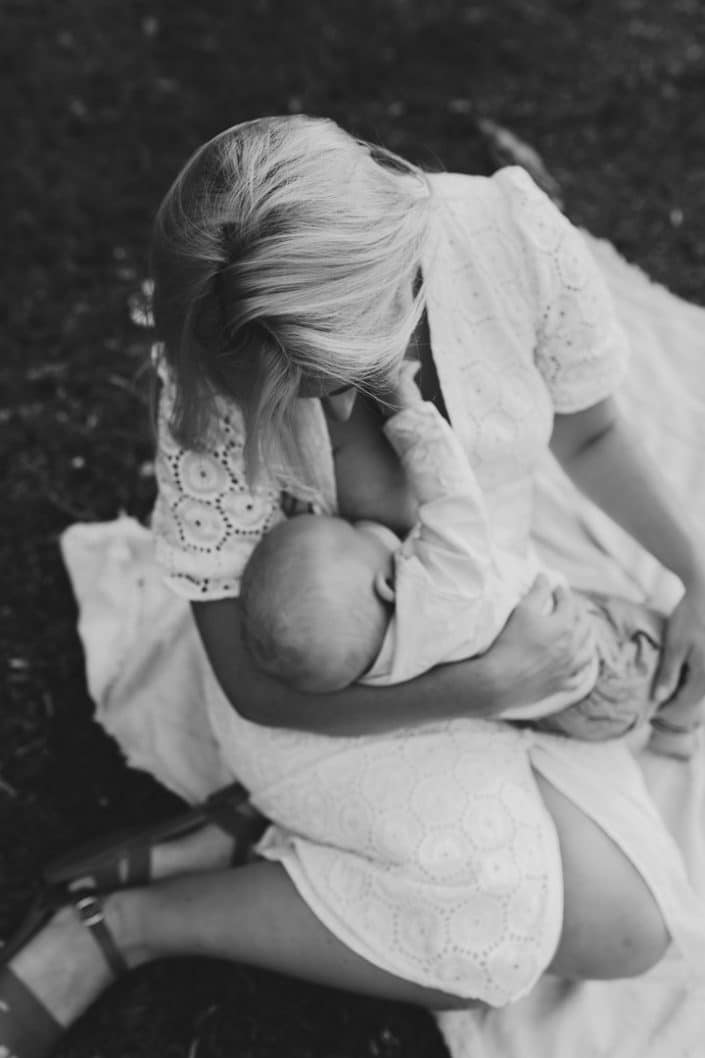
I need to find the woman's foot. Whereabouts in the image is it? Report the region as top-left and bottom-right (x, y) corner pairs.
(150, 822), (235, 881)
(48, 785), (268, 894)
(57, 823), (238, 894)
(7, 891), (146, 1030)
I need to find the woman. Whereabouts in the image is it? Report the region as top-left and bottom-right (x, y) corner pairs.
(3, 115), (705, 1057)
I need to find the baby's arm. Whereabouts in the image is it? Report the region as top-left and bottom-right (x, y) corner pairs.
(365, 369), (526, 684)
(381, 360), (491, 517)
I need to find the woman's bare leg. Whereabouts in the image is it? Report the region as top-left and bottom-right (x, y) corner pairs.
(536, 774), (670, 979)
(132, 863), (468, 1006)
(9, 861), (469, 1033)
(150, 823), (235, 879)
(8, 776), (671, 1043)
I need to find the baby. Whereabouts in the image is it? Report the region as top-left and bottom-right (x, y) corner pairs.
(240, 365), (690, 756)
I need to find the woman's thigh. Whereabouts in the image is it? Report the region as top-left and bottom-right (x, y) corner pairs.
(211, 678), (670, 988)
(536, 773), (670, 980)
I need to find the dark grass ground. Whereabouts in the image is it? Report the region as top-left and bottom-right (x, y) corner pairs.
(3, 1), (705, 1054)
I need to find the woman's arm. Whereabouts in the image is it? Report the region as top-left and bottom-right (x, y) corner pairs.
(192, 578), (597, 735)
(551, 396), (705, 709)
(551, 397), (702, 587)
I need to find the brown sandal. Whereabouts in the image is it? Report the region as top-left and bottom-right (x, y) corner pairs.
(44, 782), (268, 893)
(0, 890), (126, 1058)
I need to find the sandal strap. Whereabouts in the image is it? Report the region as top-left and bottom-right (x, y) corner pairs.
(204, 784), (266, 841)
(64, 845), (150, 895)
(44, 781), (268, 897)
(74, 894), (127, 979)
(0, 967), (61, 1058)
(116, 844), (150, 888)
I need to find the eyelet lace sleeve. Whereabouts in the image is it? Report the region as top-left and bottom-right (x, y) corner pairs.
(496, 166), (631, 412)
(151, 364), (284, 600)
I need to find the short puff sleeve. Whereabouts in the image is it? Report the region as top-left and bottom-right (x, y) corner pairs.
(496, 166), (631, 413)
(151, 362), (284, 600)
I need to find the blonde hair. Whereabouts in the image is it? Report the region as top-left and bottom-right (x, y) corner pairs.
(151, 115), (430, 489)
(239, 515), (389, 692)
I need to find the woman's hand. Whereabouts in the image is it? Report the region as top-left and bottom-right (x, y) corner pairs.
(485, 575), (597, 713)
(652, 575), (705, 730)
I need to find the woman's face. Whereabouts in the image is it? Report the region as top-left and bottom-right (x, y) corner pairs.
(298, 376), (359, 421)
(321, 386), (358, 421)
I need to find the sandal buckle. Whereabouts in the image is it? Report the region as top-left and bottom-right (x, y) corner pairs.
(74, 894), (104, 928)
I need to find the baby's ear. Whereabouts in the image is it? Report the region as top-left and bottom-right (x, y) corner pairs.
(374, 569), (396, 604)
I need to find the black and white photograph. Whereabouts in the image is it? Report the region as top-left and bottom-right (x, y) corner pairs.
(3, 2), (705, 1055)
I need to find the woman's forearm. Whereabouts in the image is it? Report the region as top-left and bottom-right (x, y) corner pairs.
(192, 598), (502, 735)
(552, 398), (704, 587)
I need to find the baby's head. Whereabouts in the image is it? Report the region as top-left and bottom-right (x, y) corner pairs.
(240, 514), (397, 692)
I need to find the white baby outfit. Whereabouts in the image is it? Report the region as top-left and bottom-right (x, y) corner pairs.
(62, 166), (705, 1044)
(363, 401), (538, 684)
(362, 400), (603, 722)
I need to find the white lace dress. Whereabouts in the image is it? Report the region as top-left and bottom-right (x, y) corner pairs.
(62, 167), (705, 1037)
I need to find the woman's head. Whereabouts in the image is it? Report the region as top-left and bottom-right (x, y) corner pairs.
(152, 115), (430, 484)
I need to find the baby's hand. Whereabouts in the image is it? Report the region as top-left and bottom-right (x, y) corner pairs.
(382, 360), (424, 416)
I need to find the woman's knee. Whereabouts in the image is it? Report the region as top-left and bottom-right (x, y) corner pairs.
(560, 873), (669, 978)
(612, 894), (670, 977)
(557, 887), (669, 979)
